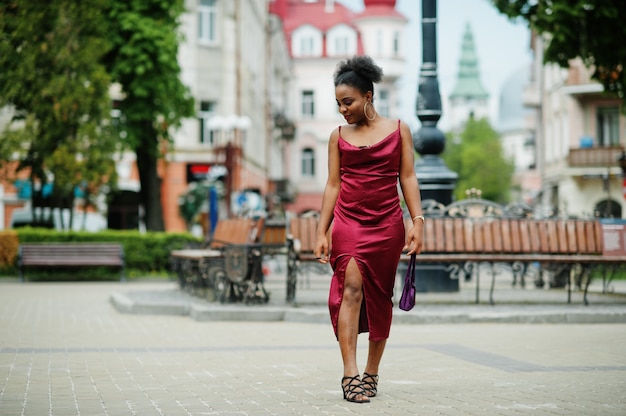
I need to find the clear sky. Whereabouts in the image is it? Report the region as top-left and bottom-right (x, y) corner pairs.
(337, 0), (532, 131)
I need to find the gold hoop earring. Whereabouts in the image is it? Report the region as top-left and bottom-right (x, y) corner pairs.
(364, 101), (376, 121)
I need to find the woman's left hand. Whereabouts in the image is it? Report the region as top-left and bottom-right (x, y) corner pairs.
(403, 224), (424, 256)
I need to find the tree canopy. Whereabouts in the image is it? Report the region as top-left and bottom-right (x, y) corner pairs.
(492, 0), (626, 101)
(103, 0), (194, 231)
(0, 0), (194, 231)
(443, 117), (514, 203)
(0, 0), (117, 228)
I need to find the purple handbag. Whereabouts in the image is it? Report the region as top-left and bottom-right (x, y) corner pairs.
(399, 253), (416, 311)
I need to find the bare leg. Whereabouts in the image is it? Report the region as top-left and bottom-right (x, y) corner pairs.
(364, 339), (387, 376)
(337, 257), (363, 377)
(337, 258), (369, 402)
(361, 339), (385, 397)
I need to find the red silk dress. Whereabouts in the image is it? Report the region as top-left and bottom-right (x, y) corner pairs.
(328, 120), (405, 341)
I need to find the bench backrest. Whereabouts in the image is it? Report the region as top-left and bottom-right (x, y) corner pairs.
(409, 217), (604, 255)
(20, 243), (124, 259)
(289, 217), (319, 254)
(260, 219), (288, 246)
(206, 218), (259, 248)
(290, 216), (604, 257)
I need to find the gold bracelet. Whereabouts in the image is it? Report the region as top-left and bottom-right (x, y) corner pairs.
(412, 215), (425, 223)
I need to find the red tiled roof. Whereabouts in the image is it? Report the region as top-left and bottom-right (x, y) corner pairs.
(364, 0), (396, 6)
(356, 5), (407, 21)
(269, 0), (405, 58)
(282, 2), (359, 33)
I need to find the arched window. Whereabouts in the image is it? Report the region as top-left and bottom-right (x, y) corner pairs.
(594, 199), (622, 218)
(326, 24), (357, 57)
(292, 25), (322, 57)
(301, 148), (315, 177)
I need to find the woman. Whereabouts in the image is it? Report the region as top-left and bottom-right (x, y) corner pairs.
(314, 55), (424, 403)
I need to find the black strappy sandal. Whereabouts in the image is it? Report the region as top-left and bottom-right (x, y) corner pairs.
(341, 375), (370, 403)
(362, 372), (379, 397)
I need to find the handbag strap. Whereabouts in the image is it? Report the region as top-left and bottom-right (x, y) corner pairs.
(406, 253), (416, 286)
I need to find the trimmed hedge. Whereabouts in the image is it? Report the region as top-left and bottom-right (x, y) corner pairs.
(0, 228), (201, 277)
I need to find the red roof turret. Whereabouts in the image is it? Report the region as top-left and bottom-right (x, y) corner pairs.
(358, 0), (406, 20)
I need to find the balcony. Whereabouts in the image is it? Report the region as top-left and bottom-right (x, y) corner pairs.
(568, 146), (625, 167)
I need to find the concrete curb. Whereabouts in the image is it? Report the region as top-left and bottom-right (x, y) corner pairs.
(190, 304), (286, 321)
(110, 291), (626, 324)
(110, 291), (190, 316)
(391, 309), (626, 325)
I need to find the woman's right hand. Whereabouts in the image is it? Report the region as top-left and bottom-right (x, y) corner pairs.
(314, 236), (329, 264)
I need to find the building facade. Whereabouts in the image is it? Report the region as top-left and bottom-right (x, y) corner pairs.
(271, 0), (408, 214)
(0, 0), (413, 231)
(100, 0), (295, 232)
(525, 33), (625, 218)
(158, 0), (293, 231)
(0, 0), (294, 232)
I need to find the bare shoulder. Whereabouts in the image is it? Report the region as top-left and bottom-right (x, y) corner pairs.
(398, 119), (412, 134)
(397, 120), (412, 140)
(328, 126), (341, 146)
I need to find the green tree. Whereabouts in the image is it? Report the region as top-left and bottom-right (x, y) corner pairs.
(444, 117), (514, 203)
(0, 0), (116, 228)
(104, 0), (194, 231)
(492, 0), (626, 101)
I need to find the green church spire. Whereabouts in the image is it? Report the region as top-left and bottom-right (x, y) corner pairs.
(450, 23), (489, 99)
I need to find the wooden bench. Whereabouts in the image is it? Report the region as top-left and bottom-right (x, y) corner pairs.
(401, 216), (625, 304)
(18, 243), (125, 282)
(286, 216), (330, 303)
(259, 218), (288, 254)
(286, 199), (626, 305)
(170, 217), (260, 294)
(171, 217), (290, 303)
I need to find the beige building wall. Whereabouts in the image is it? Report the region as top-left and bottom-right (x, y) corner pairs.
(529, 34), (625, 219)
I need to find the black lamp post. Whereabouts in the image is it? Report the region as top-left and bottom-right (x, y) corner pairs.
(414, 0), (458, 205)
(409, 0), (459, 292)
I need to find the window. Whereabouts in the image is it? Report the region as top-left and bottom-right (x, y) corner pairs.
(377, 90), (390, 117)
(291, 25), (322, 57)
(393, 31), (400, 56)
(301, 148), (315, 177)
(301, 90), (315, 118)
(199, 101), (216, 145)
(327, 24), (357, 57)
(334, 36), (348, 56)
(376, 29), (383, 56)
(198, 0), (217, 44)
(300, 36), (315, 56)
(596, 106), (620, 147)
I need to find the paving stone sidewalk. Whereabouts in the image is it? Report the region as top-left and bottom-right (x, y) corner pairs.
(0, 280), (625, 415)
